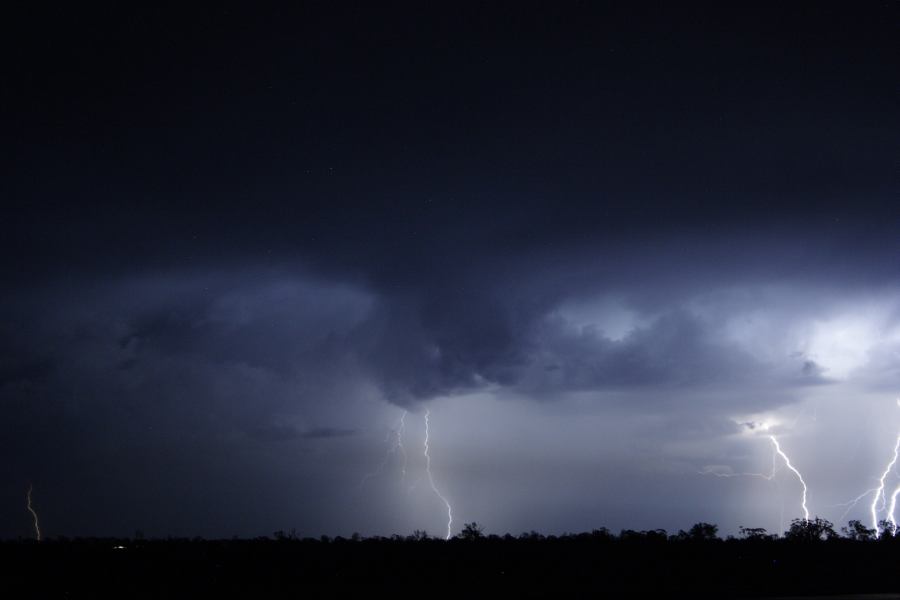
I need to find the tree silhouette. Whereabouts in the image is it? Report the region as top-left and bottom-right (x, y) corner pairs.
(738, 526), (769, 540)
(841, 520), (874, 541)
(409, 530), (430, 541)
(784, 517), (836, 541)
(459, 522), (485, 541)
(686, 522), (718, 541)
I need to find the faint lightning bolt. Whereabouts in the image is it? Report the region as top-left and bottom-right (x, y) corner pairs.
(870, 434), (900, 537)
(698, 442), (780, 481)
(397, 410), (408, 485)
(424, 409), (453, 540)
(358, 411), (409, 491)
(769, 435), (809, 522)
(26, 484), (41, 541)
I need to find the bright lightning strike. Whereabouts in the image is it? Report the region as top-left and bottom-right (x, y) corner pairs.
(26, 484), (41, 541)
(424, 409), (453, 540)
(870, 434), (900, 538)
(769, 435), (810, 522)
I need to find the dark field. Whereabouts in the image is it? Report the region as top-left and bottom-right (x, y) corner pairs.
(5, 529), (900, 599)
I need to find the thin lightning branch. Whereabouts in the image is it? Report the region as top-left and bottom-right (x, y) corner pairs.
(870, 434), (900, 538)
(769, 435), (809, 522)
(26, 484), (41, 542)
(398, 411), (408, 485)
(698, 443), (780, 481)
(699, 439), (784, 532)
(424, 409), (453, 540)
(358, 411), (409, 491)
(832, 488), (880, 524)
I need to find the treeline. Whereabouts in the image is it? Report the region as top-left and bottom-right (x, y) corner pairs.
(7, 516), (897, 545)
(3, 517), (899, 598)
(265, 516), (898, 543)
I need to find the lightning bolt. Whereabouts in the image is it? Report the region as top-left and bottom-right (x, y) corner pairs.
(887, 484), (900, 535)
(358, 410), (408, 491)
(870, 434), (900, 538)
(423, 409), (453, 540)
(26, 484), (41, 541)
(769, 435), (810, 522)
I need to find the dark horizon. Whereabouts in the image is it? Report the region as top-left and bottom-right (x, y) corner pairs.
(5, 511), (892, 543)
(4, 520), (900, 599)
(1, 2), (898, 541)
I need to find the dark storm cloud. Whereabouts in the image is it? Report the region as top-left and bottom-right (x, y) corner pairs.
(343, 224), (899, 408)
(353, 285), (823, 408)
(0, 271), (373, 450)
(351, 291), (530, 404)
(0, 246), (851, 472)
(532, 310), (754, 387)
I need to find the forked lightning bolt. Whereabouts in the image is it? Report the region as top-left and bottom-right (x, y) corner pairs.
(870, 434), (900, 537)
(424, 409), (453, 540)
(769, 436), (809, 522)
(26, 484), (41, 541)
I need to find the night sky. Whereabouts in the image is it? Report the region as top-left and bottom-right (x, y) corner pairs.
(2, 2), (898, 540)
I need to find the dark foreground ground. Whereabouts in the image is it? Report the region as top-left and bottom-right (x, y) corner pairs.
(3, 533), (899, 598)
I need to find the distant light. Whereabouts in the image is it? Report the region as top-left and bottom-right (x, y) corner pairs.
(113, 545), (126, 550)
